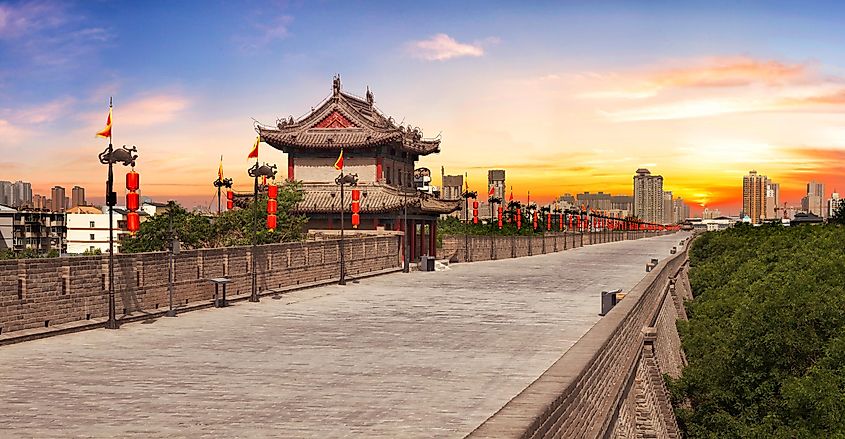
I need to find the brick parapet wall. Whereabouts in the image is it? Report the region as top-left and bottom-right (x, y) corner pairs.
(441, 231), (669, 263)
(0, 235), (400, 335)
(466, 234), (693, 439)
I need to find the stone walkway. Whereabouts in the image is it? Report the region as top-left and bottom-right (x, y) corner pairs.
(0, 233), (685, 438)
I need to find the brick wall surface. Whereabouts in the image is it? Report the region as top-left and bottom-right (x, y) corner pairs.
(0, 235), (400, 335)
(467, 235), (692, 439)
(441, 231), (669, 263)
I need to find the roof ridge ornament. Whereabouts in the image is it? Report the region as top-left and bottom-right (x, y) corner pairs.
(332, 74), (341, 97)
(366, 86), (374, 106)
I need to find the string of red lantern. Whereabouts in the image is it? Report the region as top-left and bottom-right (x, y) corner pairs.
(125, 169), (140, 233)
(267, 184), (278, 231)
(351, 189), (361, 228)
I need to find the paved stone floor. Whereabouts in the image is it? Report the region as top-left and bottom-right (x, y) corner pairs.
(1, 233), (686, 439)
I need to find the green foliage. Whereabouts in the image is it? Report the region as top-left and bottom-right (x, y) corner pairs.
(120, 182), (306, 253)
(670, 224), (845, 438)
(0, 248), (59, 259)
(82, 248), (102, 255)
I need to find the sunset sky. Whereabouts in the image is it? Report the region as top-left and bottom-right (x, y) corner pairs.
(2, 1), (845, 215)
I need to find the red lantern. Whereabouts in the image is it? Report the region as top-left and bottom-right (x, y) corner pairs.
(497, 206), (503, 229)
(126, 192), (139, 211)
(126, 211), (140, 233)
(516, 208), (522, 229)
(351, 189), (361, 229)
(546, 212), (551, 231)
(126, 170), (139, 191)
(226, 190), (234, 200)
(266, 213), (277, 230)
(268, 184), (278, 199)
(533, 211), (538, 229)
(472, 200), (479, 224)
(559, 213), (563, 231)
(267, 198), (277, 214)
(227, 199), (234, 210)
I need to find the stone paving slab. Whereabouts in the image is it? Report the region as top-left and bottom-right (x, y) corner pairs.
(0, 233), (685, 438)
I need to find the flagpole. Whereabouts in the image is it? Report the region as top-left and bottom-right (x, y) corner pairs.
(106, 97), (118, 329)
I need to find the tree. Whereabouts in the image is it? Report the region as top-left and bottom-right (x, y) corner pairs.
(670, 225), (845, 438)
(120, 182), (306, 253)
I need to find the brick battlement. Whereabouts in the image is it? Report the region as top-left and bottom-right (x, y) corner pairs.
(0, 235), (401, 337)
(441, 231), (672, 263)
(467, 235), (693, 439)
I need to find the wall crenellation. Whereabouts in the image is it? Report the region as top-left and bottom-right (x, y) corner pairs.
(0, 235), (401, 336)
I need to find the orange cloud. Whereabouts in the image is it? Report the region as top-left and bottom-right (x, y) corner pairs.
(652, 57), (807, 89)
(584, 56), (811, 100)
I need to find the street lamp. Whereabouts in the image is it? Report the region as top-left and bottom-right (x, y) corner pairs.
(462, 188), (477, 261)
(97, 144), (138, 330)
(335, 172), (359, 285)
(213, 176), (233, 215)
(247, 162), (277, 302)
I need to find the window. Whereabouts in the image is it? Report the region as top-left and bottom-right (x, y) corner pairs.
(386, 167), (392, 184)
(89, 234), (95, 241)
(89, 221), (95, 228)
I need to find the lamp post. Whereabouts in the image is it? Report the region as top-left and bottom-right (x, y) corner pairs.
(488, 195), (502, 259)
(97, 144), (138, 330)
(462, 188), (477, 261)
(335, 172), (359, 285)
(165, 200), (180, 317)
(247, 162), (277, 302)
(213, 176), (233, 215)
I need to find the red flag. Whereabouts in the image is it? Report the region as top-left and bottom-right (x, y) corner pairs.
(96, 106), (112, 138)
(488, 186), (495, 197)
(509, 186), (513, 202)
(248, 136), (259, 159)
(334, 148), (344, 170)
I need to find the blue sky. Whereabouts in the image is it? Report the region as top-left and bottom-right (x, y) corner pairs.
(3, 0), (845, 212)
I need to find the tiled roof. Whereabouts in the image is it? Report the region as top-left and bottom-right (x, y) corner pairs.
(256, 78), (441, 156)
(293, 183), (460, 215)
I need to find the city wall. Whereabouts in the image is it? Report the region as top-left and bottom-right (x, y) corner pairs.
(467, 235), (693, 439)
(0, 234), (401, 337)
(441, 230), (670, 263)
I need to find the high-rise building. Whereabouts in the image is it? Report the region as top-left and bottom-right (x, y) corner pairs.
(633, 168), (664, 223)
(672, 196), (690, 223)
(440, 174), (463, 201)
(0, 181), (11, 206)
(12, 181), (32, 207)
(764, 179), (780, 219)
(71, 186), (86, 207)
(487, 170), (505, 200)
(828, 191), (843, 219)
(610, 195), (633, 214)
(742, 170), (766, 224)
(801, 180), (825, 217)
(576, 192), (612, 211)
(33, 194), (47, 210)
(663, 191), (674, 224)
(51, 186), (67, 212)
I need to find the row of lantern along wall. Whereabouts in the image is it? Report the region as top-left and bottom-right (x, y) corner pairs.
(452, 204), (682, 235)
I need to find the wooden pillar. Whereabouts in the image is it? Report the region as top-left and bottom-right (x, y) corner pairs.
(405, 220), (417, 262)
(430, 219), (437, 258)
(287, 155), (295, 180)
(419, 220), (426, 256)
(376, 157), (383, 182)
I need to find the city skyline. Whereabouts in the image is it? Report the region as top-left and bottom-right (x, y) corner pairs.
(3, 1), (845, 214)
